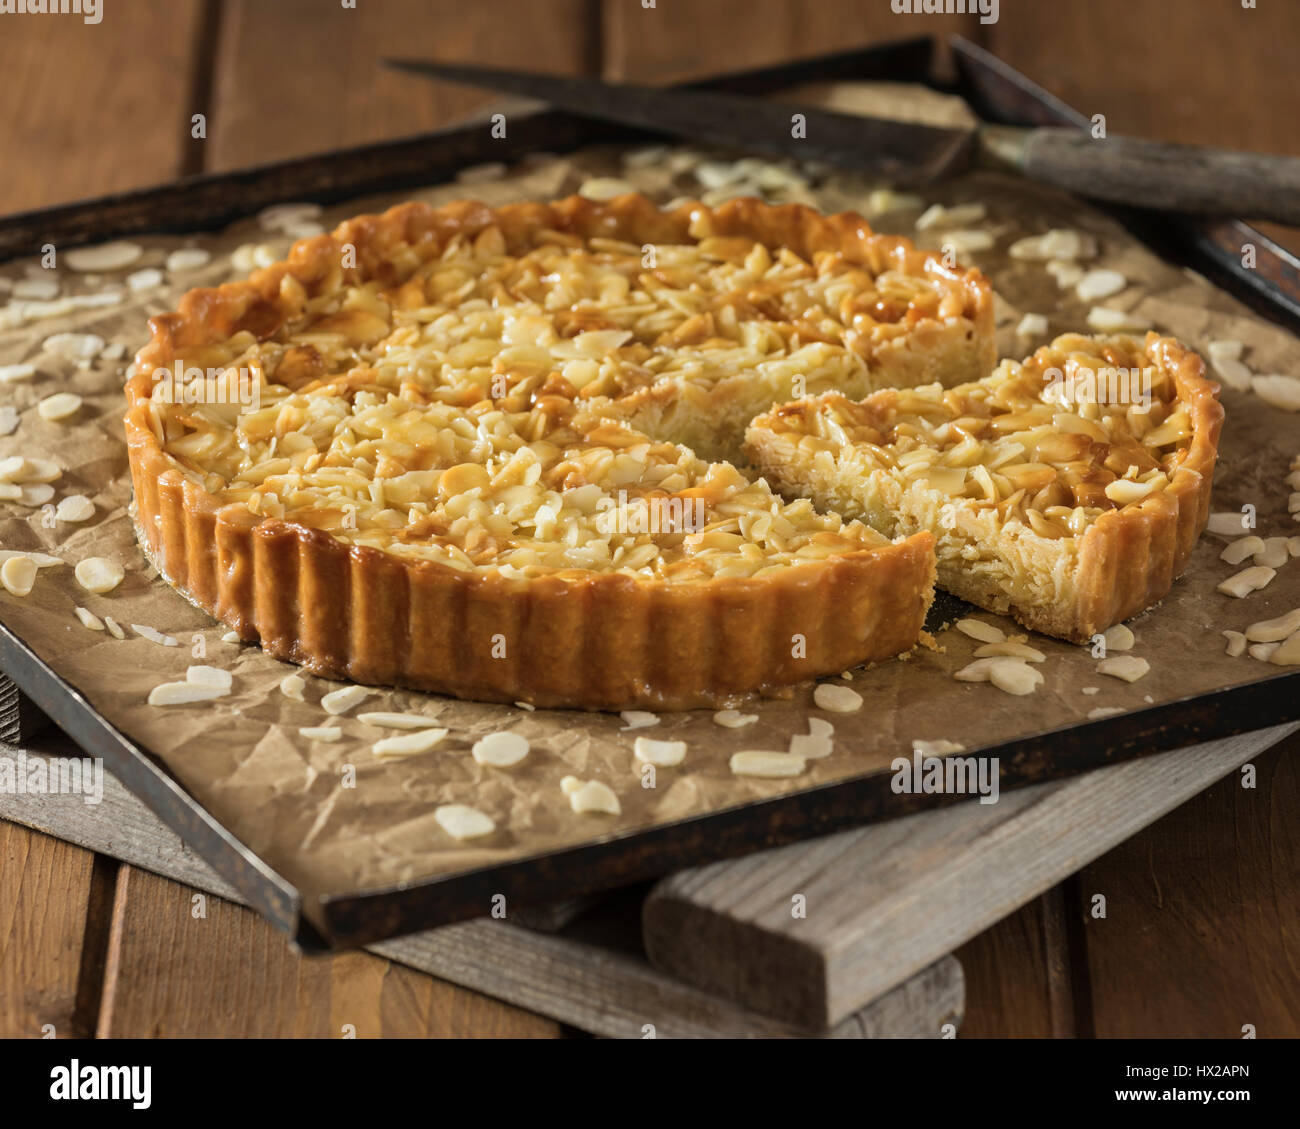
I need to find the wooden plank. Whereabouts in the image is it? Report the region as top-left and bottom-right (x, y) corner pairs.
(207, 0), (598, 171)
(643, 724), (1298, 1031)
(601, 0), (976, 82)
(0, 0), (205, 213)
(0, 737), (961, 1037)
(0, 821), (106, 1038)
(1075, 729), (1300, 1037)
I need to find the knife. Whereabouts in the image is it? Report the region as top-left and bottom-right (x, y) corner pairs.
(386, 58), (1300, 227)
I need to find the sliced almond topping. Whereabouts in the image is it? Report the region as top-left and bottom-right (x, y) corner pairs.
(147, 681), (226, 707)
(1105, 478), (1157, 505)
(471, 731), (530, 767)
(1209, 355), (1253, 392)
(1086, 306), (1150, 333)
(915, 202), (986, 231)
(74, 557), (123, 594)
(1088, 706), (1125, 720)
(165, 247), (212, 272)
(1103, 624), (1135, 652)
(19, 483), (54, 506)
(186, 665), (233, 692)
(912, 738), (966, 756)
(568, 778), (621, 814)
(729, 751), (806, 778)
(299, 726), (342, 741)
(36, 392), (81, 423)
(1206, 511), (1255, 536)
(1252, 374), (1300, 411)
(126, 267), (164, 292)
(1081, 686), (1100, 695)
(1015, 313), (1049, 338)
(103, 615), (125, 639)
(0, 483), (20, 502)
(1223, 630), (1247, 657)
(1206, 340), (1244, 363)
(42, 332), (104, 361)
(955, 617), (1005, 644)
(279, 674), (306, 701)
(1290, 537), (1300, 557)
(1097, 655), (1150, 683)
(257, 202), (322, 231)
(578, 177), (637, 202)
(221, 630), (242, 643)
(866, 188), (924, 214)
(357, 711), (443, 729)
(0, 555), (36, 596)
(372, 727), (448, 758)
(0, 363), (36, 383)
(321, 685), (370, 715)
(55, 494), (95, 523)
(813, 683), (862, 713)
(1253, 537), (1290, 568)
(4, 456), (61, 484)
(74, 606), (104, 630)
(1245, 608), (1300, 643)
(940, 230), (994, 254)
(633, 736), (687, 766)
(1249, 642), (1280, 661)
(1289, 492), (1300, 513)
(789, 732), (833, 760)
(808, 718), (834, 739)
(974, 641), (1045, 662)
(131, 623), (178, 646)
(1217, 566), (1275, 598)
(713, 709), (759, 728)
(434, 804), (496, 841)
(1221, 535), (1265, 565)
(1270, 630), (1300, 666)
(1076, 269), (1127, 302)
(559, 775), (583, 796)
(65, 241), (143, 272)
(1046, 260), (1084, 288)
(989, 660), (1042, 696)
(514, 700), (536, 711)
(619, 710), (659, 731)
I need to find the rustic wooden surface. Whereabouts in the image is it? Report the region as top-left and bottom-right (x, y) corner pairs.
(2, 0), (1298, 1038)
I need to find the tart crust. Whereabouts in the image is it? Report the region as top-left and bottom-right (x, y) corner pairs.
(125, 194), (979, 710)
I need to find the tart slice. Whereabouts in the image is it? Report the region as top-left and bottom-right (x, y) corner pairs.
(745, 333), (1223, 641)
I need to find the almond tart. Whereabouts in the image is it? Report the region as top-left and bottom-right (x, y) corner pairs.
(124, 194), (988, 709)
(746, 332), (1224, 642)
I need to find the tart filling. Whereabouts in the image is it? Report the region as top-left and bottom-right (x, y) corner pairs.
(746, 333), (1223, 641)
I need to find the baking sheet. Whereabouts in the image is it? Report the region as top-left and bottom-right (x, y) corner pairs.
(2, 81), (1298, 937)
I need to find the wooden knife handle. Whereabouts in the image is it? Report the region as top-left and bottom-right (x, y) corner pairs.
(981, 126), (1300, 226)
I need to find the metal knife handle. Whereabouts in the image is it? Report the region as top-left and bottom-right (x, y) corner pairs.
(980, 126), (1300, 226)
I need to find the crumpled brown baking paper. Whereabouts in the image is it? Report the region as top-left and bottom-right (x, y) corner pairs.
(2, 83), (1298, 921)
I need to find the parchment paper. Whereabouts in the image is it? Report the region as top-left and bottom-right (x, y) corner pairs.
(2, 83), (1298, 919)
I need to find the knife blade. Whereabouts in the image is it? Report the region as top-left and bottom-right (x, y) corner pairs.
(385, 58), (1300, 226)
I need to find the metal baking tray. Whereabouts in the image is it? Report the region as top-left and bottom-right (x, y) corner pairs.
(2, 35), (1298, 950)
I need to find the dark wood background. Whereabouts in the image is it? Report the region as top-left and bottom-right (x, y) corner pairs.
(1, 0), (1297, 1037)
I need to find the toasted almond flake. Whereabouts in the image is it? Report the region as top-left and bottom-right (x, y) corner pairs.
(131, 623), (178, 646)
(619, 710), (659, 731)
(0, 455), (27, 481)
(1245, 608), (1300, 642)
(514, 700), (536, 711)
(257, 202), (322, 231)
(472, 731), (530, 767)
(955, 617), (1005, 644)
(5, 456), (61, 484)
(1270, 630), (1300, 666)
(1209, 355), (1253, 392)
(559, 775), (583, 796)
(1097, 655), (1150, 683)
(1253, 536), (1290, 568)
(1103, 624), (1135, 652)
(251, 242), (283, 269)
(124, 267), (163, 292)
(279, 674), (306, 701)
(372, 727), (448, 758)
(186, 665), (233, 692)
(579, 177), (637, 202)
(42, 331), (105, 361)
(299, 726), (341, 741)
(1076, 268), (1127, 302)
(568, 778), (621, 814)
(1, 555), (37, 596)
(147, 681), (226, 706)
(13, 276), (59, 300)
(458, 159), (510, 181)
(1206, 340), (1244, 363)
(813, 683), (862, 713)
(1252, 374), (1300, 411)
(0, 483), (21, 501)
(789, 732), (833, 760)
(37, 392), (82, 422)
(357, 711), (442, 729)
(1221, 535), (1265, 565)
(633, 736), (687, 766)
(0, 363), (36, 383)
(1206, 511), (1255, 536)
(1249, 642), (1279, 661)
(19, 483), (53, 506)
(1088, 706), (1125, 720)
(1290, 492), (1300, 513)
(1290, 537), (1300, 557)
(915, 202), (986, 231)
(0, 549), (62, 568)
(729, 750), (806, 778)
(974, 641), (1045, 662)
(1081, 686), (1100, 695)
(230, 244), (258, 272)
(1218, 566), (1275, 598)
(866, 188), (924, 214)
(912, 738), (966, 755)
(65, 241), (143, 272)
(807, 718), (834, 739)
(54, 494), (95, 523)
(1010, 229), (1091, 262)
(221, 630), (241, 643)
(74, 606), (103, 630)
(940, 229), (994, 254)
(0, 406), (17, 435)
(434, 804), (496, 841)
(103, 615), (125, 639)
(165, 247), (212, 272)
(1015, 313), (1049, 338)
(1086, 306), (1150, 333)
(713, 709), (759, 728)
(1046, 259), (1084, 288)
(1223, 630), (1248, 657)
(321, 685), (369, 715)
(989, 661), (1042, 695)
(74, 556), (123, 594)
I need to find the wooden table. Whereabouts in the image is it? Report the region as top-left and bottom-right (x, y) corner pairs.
(3, 0), (1299, 1038)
